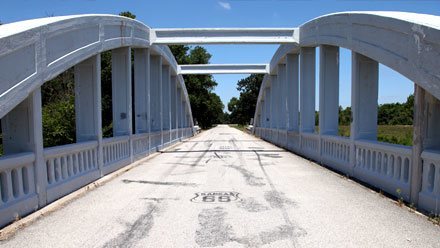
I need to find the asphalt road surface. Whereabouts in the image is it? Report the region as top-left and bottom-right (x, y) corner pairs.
(1, 125), (439, 247)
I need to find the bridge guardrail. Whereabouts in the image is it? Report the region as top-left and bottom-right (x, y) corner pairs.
(0, 152), (39, 226)
(419, 150), (440, 214)
(44, 141), (100, 203)
(321, 135), (351, 174)
(102, 136), (130, 175)
(354, 140), (412, 201)
(256, 128), (413, 201)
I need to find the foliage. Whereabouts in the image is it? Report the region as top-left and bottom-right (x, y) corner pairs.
(338, 95), (414, 126)
(41, 69), (76, 147)
(119, 11), (136, 19)
(227, 74), (263, 125)
(169, 45), (225, 129)
(42, 96), (76, 147)
(378, 95), (414, 125)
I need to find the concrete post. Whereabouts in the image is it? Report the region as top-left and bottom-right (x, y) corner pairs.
(112, 48), (132, 137)
(1, 88), (47, 206)
(176, 87), (182, 138)
(411, 85), (426, 205)
(286, 54), (299, 132)
(260, 101), (265, 128)
(75, 56), (102, 141)
(350, 52), (378, 171)
(112, 47), (133, 162)
(162, 65), (171, 144)
(2, 99), (36, 154)
(300, 47), (316, 133)
(350, 52), (378, 141)
(265, 87), (271, 129)
(134, 48), (150, 134)
(319, 45), (339, 135)
(74, 55), (103, 173)
(270, 76), (278, 130)
(171, 76), (177, 141)
(150, 56), (162, 144)
(278, 64), (287, 130)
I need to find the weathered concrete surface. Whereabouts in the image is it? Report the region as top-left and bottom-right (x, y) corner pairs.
(1, 125), (439, 247)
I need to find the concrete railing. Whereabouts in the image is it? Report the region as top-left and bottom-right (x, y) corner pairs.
(132, 133), (150, 157)
(102, 136), (131, 174)
(0, 128), (192, 228)
(0, 153), (38, 226)
(321, 135), (351, 173)
(44, 141), (100, 202)
(419, 150), (440, 213)
(354, 140), (412, 200)
(256, 128), (413, 201)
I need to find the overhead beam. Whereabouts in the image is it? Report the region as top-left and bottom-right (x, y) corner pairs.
(178, 64), (269, 75)
(152, 28), (298, 44)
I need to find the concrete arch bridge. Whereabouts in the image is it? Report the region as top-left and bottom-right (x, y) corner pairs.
(0, 11), (439, 247)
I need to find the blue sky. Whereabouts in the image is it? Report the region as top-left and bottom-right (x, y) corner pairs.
(2, 0), (440, 110)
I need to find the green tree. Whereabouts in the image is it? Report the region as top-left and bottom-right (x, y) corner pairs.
(119, 11), (136, 19)
(227, 74), (263, 125)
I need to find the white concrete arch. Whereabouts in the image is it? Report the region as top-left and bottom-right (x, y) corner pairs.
(0, 14), (193, 122)
(0, 15), (153, 119)
(300, 11), (440, 100)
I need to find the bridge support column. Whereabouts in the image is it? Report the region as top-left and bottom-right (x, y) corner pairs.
(74, 55), (103, 172)
(171, 77), (177, 141)
(176, 87), (183, 139)
(265, 86), (271, 139)
(412, 86), (440, 206)
(1, 88), (47, 206)
(270, 76), (278, 143)
(411, 85), (425, 206)
(134, 48), (150, 135)
(350, 52), (378, 170)
(150, 55), (162, 149)
(319, 45), (339, 136)
(286, 54), (299, 132)
(112, 47), (133, 162)
(162, 65), (171, 145)
(278, 64), (287, 147)
(299, 47), (316, 133)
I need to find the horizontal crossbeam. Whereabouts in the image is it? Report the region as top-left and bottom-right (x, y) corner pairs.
(152, 28), (298, 44)
(178, 64), (269, 74)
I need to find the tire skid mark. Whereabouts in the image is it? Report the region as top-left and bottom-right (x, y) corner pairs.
(195, 207), (303, 248)
(214, 151), (265, 187)
(102, 203), (161, 248)
(254, 150), (307, 247)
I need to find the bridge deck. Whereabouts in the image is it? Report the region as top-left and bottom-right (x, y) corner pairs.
(1, 125), (439, 247)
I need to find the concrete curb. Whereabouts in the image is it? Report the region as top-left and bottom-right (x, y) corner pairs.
(0, 135), (197, 241)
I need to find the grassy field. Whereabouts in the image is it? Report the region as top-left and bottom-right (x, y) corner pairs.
(338, 125), (413, 146)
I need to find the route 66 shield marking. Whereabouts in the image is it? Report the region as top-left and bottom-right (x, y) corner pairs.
(191, 191), (241, 203)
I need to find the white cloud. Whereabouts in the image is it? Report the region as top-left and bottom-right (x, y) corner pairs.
(218, 1), (231, 10)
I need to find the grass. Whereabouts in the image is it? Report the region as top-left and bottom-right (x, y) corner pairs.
(337, 125), (413, 146)
(229, 124), (247, 132)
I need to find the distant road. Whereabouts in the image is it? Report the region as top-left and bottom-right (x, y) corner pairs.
(1, 125), (439, 247)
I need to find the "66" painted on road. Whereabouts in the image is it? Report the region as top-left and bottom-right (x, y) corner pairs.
(191, 191), (240, 203)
